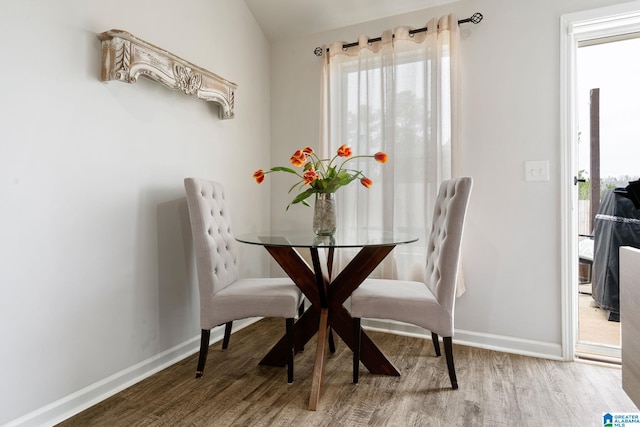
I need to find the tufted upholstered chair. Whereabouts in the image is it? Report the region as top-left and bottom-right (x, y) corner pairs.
(350, 177), (473, 389)
(184, 178), (304, 383)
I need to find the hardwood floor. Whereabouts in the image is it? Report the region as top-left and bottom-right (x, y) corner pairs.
(58, 318), (637, 427)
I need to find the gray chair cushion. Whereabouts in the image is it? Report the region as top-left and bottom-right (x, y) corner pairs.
(208, 277), (303, 327)
(350, 278), (451, 335)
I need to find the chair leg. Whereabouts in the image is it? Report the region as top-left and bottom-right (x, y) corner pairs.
(195, 329), (210, 378)
(286, 317), (294, 384)
(431, 332), (441, 357)
(353, 318), (361, 384)
(328, 328), (336, 353)
(222, 321), (233, 350)
(298, 301), (305, 352)
(443, 337), (458, 389)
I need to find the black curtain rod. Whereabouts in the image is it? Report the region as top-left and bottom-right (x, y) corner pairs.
(313, 12), (483, 57)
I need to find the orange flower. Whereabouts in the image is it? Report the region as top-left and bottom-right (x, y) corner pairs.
(303, 168), (318, 185)
(290, 150), (307, 167)
(360, 177), (373, 188)
(374, 152), (388, 163)
(337, 144), (352, 157)
(303, 146), (314, 156)
(253, 169), (265, 184)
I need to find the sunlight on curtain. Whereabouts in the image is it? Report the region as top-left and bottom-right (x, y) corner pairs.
(320, 14), (461, 285)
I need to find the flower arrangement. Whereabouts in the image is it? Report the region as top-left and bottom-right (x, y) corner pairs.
(253, 144), (388, 209)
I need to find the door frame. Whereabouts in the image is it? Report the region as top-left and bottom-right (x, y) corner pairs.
(560, 1), (640, 361)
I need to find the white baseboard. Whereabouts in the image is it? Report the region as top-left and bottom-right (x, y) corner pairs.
(5, 318), (260, 427)
(362, 319), (564, 360)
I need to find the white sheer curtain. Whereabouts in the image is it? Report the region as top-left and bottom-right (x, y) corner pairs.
(320, 14), (462, 288)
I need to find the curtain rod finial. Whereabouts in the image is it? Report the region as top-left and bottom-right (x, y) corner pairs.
(459, 12), (483, 25)
(470, 12), (483, 24)
(314, 47), (324, 57)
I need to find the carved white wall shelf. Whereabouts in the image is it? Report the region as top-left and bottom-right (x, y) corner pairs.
(97, 29), (237, 119)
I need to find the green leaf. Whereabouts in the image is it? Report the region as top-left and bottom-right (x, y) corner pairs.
(310, 181), (320, 192)
(337, 171), (356, 186)
(286, 196), (312, 211)
(271, 166), (298, 174)
(290, 188), (316, 206)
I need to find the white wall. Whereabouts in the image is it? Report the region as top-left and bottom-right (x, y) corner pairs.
(0, 0), (272, 424)
(269, 0), (633, 357)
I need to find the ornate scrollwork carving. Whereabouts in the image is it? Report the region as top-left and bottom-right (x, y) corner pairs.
(174, 64), (202, 95)
(98, 29), (237, 119)
(113, 40), (131, 81)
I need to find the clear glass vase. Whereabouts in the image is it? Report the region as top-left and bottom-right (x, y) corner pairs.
(313, 193), (336, 236)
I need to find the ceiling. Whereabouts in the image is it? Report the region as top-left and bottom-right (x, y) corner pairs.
(244, 0), (458, 42)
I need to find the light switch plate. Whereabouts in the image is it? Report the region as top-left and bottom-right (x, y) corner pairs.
(524, 160), (550, 182)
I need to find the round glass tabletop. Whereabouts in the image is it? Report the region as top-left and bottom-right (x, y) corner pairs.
(236, 229), (419, 248)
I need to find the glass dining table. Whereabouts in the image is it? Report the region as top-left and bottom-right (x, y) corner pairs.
(236, 228), (418, 410)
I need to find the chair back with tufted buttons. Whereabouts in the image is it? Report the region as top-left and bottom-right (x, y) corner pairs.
(424, 177), (473, 317)
(184, 178), (240, 301)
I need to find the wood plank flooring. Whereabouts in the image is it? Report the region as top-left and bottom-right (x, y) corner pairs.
(58, 318), (638, 427)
